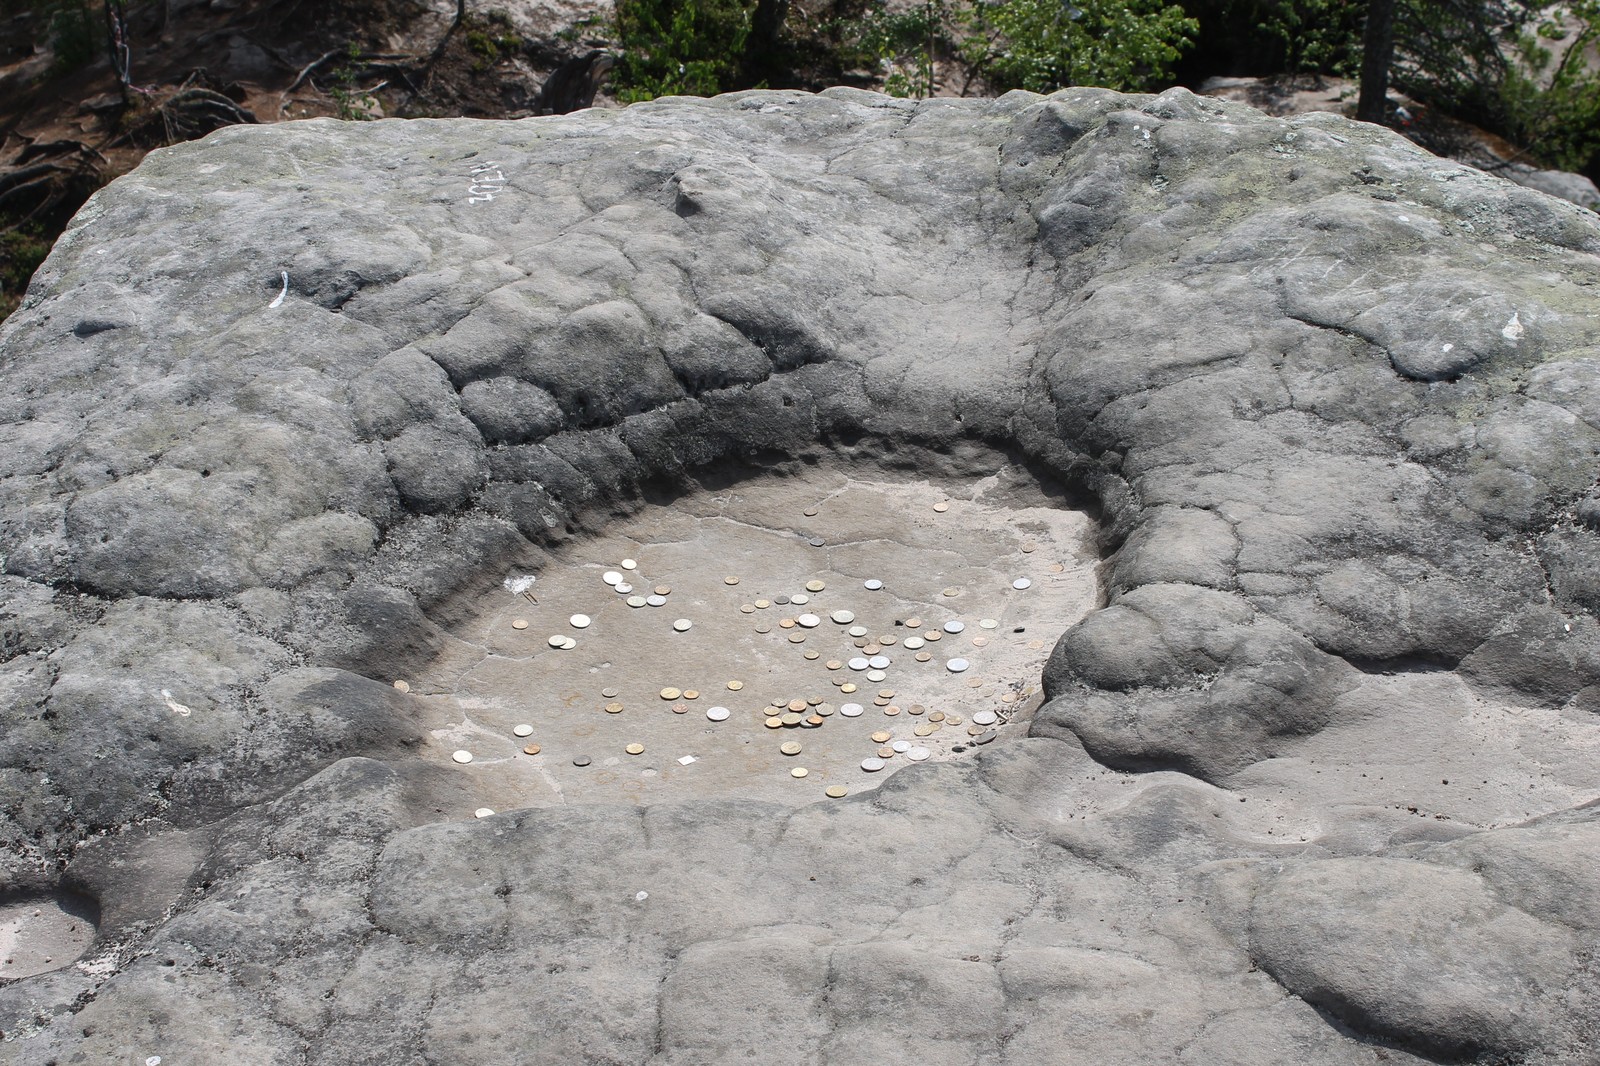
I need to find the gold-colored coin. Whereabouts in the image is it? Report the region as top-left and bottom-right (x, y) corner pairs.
(1049, 563), (1065, 573)
(728, 680), (744, 691)
(863, 643), (881, 654)
(878, 689), (896, 699)
(790, 767), (809, 778)
(683, 690), (699, 700)
(765, 716), (783, 728)
(724, 576), (740, 585)
(788, 634), (806, 644)
(803, 650), (820, 660)
(853, 638), (870, 649)
(904, 618), (923, 629)
(933, 501), (949, 512)
(805, 695), (822, 706)
(925, 630), (942, 642)
(825, 785), (848, 798)
(968, 678), (983, 689)
(605, 702), (624, 714)
(929, 711), (946, 723)
(755, 599), (771, 609)
(968, 725), (985, 736)
(883, 706), (900, 716)
(909, 704), (926, 715)
(914, 723), (935, 737)
(512, 618), (529, 630)
(523, 743), (542, 755)
(840, 683), (857, 694)
(393, 680), (411, 693)
(879, 635), (897, 646)
(806, 580), (826, 592)
(660, 688), (681, 700)
(874, 698), (890, 707)
(654, 585), (671, 596)
(780, 618), (796, 629)
(878, 745), (896, 758)
(1001, 692), (1018, 704)
(826, 660), (843, 671)
(871, 731), (892, 743)
(781, 712), (803, 726)
(740, 604), (756, 614)
(945, 714), (963, 726)
(915, 652), (932, 662)
(787, 699), (807, 712)
(625, 743), (644, 755)
(780, 741), (802, 756)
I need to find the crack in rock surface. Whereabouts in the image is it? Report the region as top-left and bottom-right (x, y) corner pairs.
(1, 86), (1599, 1064)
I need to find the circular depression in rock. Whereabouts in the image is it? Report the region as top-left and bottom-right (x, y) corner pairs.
(399, 462), (1099, 815)
(0, 891), (98, 980)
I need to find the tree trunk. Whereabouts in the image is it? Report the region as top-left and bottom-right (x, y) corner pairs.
(1357, 0), (1398, 125)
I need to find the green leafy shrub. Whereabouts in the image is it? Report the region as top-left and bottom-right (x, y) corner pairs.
(612, 0), (755, 101)
(973, 0), (1198, 93)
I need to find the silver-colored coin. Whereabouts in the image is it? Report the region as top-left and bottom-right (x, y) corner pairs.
(839, 702), (864, 717)
(868, 655), (890, 669)
(775, 595), (791, 606)
(864, 579), (884, 591)
(848, 657), (870, 671)
(573, 755), (592, 766)
(866, 670), (887, 683)
(903, 636), (925, 650)
(947, 658), (970, 673)
(906, 747), (931, 762)
(475, 808), (496, 819)
(628, 595), (648, 608)
(451, 750), (473, 764)
(620, 558), (638, 570)
(972, 710), (998, 726)
(1012, 577), (1033, 590)
(673, 618), (693, 632)
(797, 613), (821, 628)
(943, 620), (965, 634)
(513, 724), (534, 737)
(848, 625), (868, 638)
(830, 610), (855, 625)
(891, 740), (912, 753)
(570, 613), (591, 629)
(808, 537), (825, 547)
(602, 571), (623, 586)
(615, 582), (634, 595)
(647, 594), (667, 607)
(791, 594), (810, 605)
(706, 706), (731, 722)
(979, 618), (999, 630)
(860, 757), (886, 772)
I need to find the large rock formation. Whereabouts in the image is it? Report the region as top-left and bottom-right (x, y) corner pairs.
(2, 87), (1599, 1064)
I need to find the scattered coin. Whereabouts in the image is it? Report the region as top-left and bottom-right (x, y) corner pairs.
(755, 624), (772, 634)
(944, 620), (966, 634)
(628, 595), (649, 608)
(968, 724), (986, 736)
(513, 724), (534, 737)
(830, 609), (855, 625)
(570, 613), (591, 629)
(840, 703), (864, 717)
(781, 712), (804, 726)
(740, 604), (756, 614)
(550, 635), (577, 649)
(907, 747), (932, 762)
(780, 741), (803, 756)
(724, 576), (740, 585)
(603, 571), (623, 586)
(914, 723), (935, 737)
(874, 697), (890, 707)
(973, 710), (998, 726)
(883, 706), (901, 716)
(825, 785), (849, 798)
(879, 635), (897, 646)
(909, 705), (926, 716)
(803, 506), (819, 517)
(791, 594), (810, 605)
(1049, 563), (1065, 573)
(942, 587), (960, 598)
(523, 743), (542, 754)
(848, 657), (869, 671)
(871, 730), (892, 743)
(891, 740), (912, 753)
(775, 595), (791, 606)
(945, 714), (964, 726)
(826, 660), (843, 671)
(806, 580), (826, 592)
(877, 688), (896, 698)
(865, 670), (887, 683)
(475, 808), (495, 819)
(647, 595), (668, 607)
(967, 678), (984, 689)
(653, 585), (671, 596)
(451, 750), (473, 764)
(803, 650), (820, 660)
(805, 715), (824, 727)
(788, 699), (808, 712)
(602, 687), (620, 698)
(615, 583), (634, 595)
(840, 683), (858, 693)
(683, 690), (699, 700)
(512, 618), (529, 631)
(816, 702), (836, 716)
(605, 702), (624, 714)
(660, 688), (681, 700)
(1001, 692), (1018, 704)
(904, 617), (923, 629)
(848, 626), (869, 638)
(929, 711), (946, 723)
(979, 618), (999, 630)
(860, 757), (886, 772)
(915, 652), (932, 662)
(863, 643), (882, 655)
(780, 618), (797, 629)
(933, 501), (949, 513)
(626, 743), (645, 755)
(573, 755), (592, 766)
(727, 680), (745, 691)
(393, 680), (411, 692)
(808, 537), (825, 547)
(756, 599), (771, 609)
(947, 658), (970, 673)
(791, 767), (809, 778)
(903, 636), (925, 650)
(765, 717), (783, 729)
(797, 613), (820, 628)
(973, 637), (989, 647)
(868, 655), (890, 669)
(864, 579), (884, 591)
(924, 630), (942, 642)
(707, 706), (731, 721)
(1012, 577), (1033, 590)
(673, 619), (693, 632)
